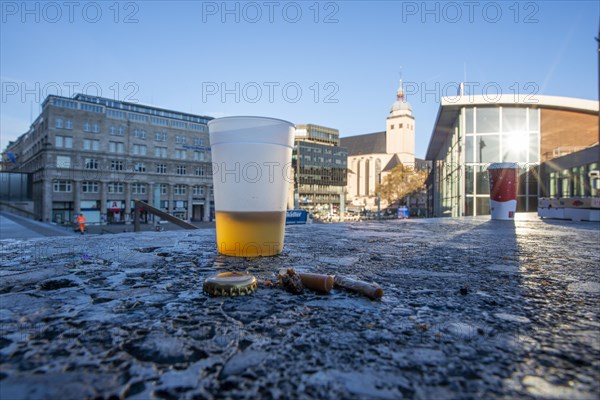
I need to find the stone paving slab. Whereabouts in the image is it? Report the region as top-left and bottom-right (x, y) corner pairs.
(0, 214), (599, 399)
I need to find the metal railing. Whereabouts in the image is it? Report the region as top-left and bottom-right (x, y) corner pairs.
(133, 200), (198, 232)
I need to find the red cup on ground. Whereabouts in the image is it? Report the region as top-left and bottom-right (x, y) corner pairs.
(487, 163), (518, 220)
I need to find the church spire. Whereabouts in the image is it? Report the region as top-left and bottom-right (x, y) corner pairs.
(396, 80), (405, 101)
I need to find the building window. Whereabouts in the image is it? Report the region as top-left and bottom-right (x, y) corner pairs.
(134, 162), (146, 172)
(133, 144), (147, 155)
(82, 181), (99, 193)
(356, 160), (361, 196)
(475, 107), (499, 133)
(134, 129), (147, 139)
(107, 182), (124, 194)
(55, 136), (73, 148)
(118, 126), (125, 136)
(160, 184), (168, 194)
(175, 149), (187, 159)
(155, 146), (168, 158)
(195, 166), (205, 176)
(80, 103), (103, 113)
(83, 122), (91, 132)
(176, 165), (187, 175)
(55, 118), (64, 128)
(174, 184), (186, 195)
(190, 124), (205, 132)
(193, 151), (205, 161)
(65, 119), (73, 129)
(150, 117), (168, 126)
(56, 155), (71, 168)
(502, 133), (527, 162)
(476, 135), (500, 163)
(109, 126), (116, 135)
(155, 132), (167, 141)
(156, 164), (167, 174)
(193, 185), (204, 196)
(85, 158), (98, 170)
(53, 98), (78, 109)
(129, 113), (148, 123)
(107, 109), (126, 119)
(561, 170), (571, 198)
(131, 183), (146, 195)
(93, 123), (100, 133)
(175, 135), (187, 144)
(109, 141), (125, 153)
(193, 137), (205, 146)
(111, 160), (124, 171)
(83, 139), (100, 151)
(53, 180), (72, 192)
(502, 108), (527, 132)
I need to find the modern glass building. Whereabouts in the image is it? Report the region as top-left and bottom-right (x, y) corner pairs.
(293, 124), (348, 213)
(426, 95), (598, 217)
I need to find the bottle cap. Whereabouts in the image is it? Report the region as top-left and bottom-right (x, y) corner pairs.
(203, 272), (258, 297)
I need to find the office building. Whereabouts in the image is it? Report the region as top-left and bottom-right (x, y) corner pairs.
(2, 94), (214, 224)
(292, 124), (348, 213)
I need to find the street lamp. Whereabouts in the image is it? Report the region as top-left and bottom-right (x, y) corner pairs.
(479, 138), (486, 163)
(377, 171), (382, 220)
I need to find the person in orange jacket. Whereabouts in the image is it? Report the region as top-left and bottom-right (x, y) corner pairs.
(76, 214), (86, 235)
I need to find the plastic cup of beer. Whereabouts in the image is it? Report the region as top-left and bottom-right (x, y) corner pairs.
(208, 116), (295, 257)
(487, 162), (519, 220)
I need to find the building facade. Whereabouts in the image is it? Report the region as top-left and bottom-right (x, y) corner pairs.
(540, 144), (599, 199)
(292, 124), (348, 213)
(340, 81), (419, 211)
(425, 94), (598, 217)
(2, 94), (214, 224)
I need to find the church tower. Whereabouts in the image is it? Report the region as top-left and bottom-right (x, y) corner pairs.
(386, 80), (415, 166)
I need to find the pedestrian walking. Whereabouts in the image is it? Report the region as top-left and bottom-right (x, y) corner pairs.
(76, 214), (86, 235)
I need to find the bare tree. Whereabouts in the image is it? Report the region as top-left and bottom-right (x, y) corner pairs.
(376, 164), (428, 205)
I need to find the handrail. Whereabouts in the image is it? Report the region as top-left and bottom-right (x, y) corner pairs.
(0, 201), (38, 219)
(133, 200), (198, 232)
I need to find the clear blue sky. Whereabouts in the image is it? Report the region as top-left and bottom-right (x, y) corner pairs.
(1, 1), (598, 157)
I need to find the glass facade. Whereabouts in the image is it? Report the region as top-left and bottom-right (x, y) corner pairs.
(435, 118), (462, 217)
(292, 125), (348, 211)
(548, 162), (599, 198)
(434, 106), (541, 216)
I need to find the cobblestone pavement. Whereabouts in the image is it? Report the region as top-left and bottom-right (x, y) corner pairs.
(0, 214), (598, 399)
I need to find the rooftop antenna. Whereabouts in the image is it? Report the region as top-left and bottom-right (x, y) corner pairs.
(460, 62), (467, 96)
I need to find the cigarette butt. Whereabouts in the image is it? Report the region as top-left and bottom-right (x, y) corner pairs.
(334, 276), (383, 300)
(278, 269), (334, 294)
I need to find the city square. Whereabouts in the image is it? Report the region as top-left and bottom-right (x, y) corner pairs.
(1, 214), (599, 398)
(1, 1), (599, 399)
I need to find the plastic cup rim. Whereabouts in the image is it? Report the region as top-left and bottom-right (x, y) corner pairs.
(207, 115), (295, 128)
